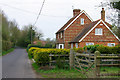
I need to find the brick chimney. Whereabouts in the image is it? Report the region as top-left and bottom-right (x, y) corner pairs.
(73, 9), (81, 17)
(101, 8), (105, 21)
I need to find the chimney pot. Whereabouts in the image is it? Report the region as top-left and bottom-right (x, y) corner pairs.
(73, 9), (81, 17)
(101, 8), (105, 21)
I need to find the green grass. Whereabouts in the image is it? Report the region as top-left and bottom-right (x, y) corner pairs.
(1, 48), (14, 56)
(100, 67), (120, 78)
(32, 63), (86, 78)
(32, 63), (120, 78)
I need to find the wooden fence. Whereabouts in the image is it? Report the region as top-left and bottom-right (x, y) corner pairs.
(94, 51), (120, 78)
(49, 54), (69, 67)
(69, 49), (120, 78)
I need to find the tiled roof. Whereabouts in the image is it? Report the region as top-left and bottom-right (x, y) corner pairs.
(56, 15), (78, 33)
(70, 20), (112, 43)
(70, 20), (100, 43)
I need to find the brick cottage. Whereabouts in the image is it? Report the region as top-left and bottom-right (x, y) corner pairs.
(56, 8), (120, 49)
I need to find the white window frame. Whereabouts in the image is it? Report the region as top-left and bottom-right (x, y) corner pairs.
(95, 28), (103, 35)
(86, 42), (94, 46)
(75, 43), (78, 48)
(58, 34), (59, 39)
(107, 43), (115, 47)
(71, 43), (73, 49)
(59, 44), (64, 49)
(81, 18), (84, 25)
(61, 32), (62, 38)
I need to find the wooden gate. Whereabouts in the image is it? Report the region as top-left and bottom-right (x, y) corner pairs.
(69, 49), (95, 77)
(69, 49), (120, 78)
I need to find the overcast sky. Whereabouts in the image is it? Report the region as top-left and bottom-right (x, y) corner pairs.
(0, 0), (110, 39)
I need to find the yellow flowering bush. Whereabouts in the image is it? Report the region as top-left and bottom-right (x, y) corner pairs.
(28, 47), (40, 59)
(28, 47), (70, 65)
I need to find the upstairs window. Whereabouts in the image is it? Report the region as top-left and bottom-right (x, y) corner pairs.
(61, 32), (63, 38)
(95, 28), (103, 35)
(81, 18), (84, 25)
(58, 34), (59, 39)
(107, 43), (115, 47)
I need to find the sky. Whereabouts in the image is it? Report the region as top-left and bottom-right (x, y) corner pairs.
(0, 0), (110, 39)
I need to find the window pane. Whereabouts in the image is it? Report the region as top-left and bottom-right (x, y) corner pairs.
(81, 18), (84, 25)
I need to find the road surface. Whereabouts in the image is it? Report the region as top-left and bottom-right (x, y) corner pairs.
(2, 48), (37, 78)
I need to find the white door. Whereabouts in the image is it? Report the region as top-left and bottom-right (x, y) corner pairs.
(59, 44), (64, 49)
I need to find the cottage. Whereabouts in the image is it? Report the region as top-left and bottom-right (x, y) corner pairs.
(56, 8), (120, 49)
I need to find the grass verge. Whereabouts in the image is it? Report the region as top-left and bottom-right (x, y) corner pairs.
(32, 62), (86, 78)
(1, 48), (14, 56)
(32, 62), (120, 78)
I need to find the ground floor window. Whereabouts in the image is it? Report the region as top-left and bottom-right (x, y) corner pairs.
(107, 43), (115, 47)
(71, 43), (73, 49)
(86, 42), (94, 46)
(58, 44), (64, 49)
(75, 43), (78, 48)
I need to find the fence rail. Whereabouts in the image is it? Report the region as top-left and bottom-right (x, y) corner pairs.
(69, 50), (120, 78)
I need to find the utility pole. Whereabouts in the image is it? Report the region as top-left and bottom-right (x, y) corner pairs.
(31, 26), (32, 44)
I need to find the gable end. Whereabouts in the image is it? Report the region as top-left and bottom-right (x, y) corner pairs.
(79, 20), (120, 42)
(64, 10), (93, 30)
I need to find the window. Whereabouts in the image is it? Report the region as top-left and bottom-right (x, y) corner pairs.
(86, 43), (94, 46)
(95, 28), (103, 35)
(107, 43), (115, 47)
(59, 44), (64, 49)
(75, 43), (78, 48)
(81, 18), (84, 25)
(61, 32), (63, 38)
(71, 43), (73, 49)
(58, 33), (59, 39)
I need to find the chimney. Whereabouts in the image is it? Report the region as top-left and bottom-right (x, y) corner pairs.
(73, 9), (81, 17)
(101, 8), (105, 21)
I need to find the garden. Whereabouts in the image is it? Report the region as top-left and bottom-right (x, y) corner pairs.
(27, 44), (120, 78)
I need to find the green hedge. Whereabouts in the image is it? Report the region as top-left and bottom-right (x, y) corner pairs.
(74, 45), (120, 54)
(28, 47), (70, 66)
(97, 46), (120, 54)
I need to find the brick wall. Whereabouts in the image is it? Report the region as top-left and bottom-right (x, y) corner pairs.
(78, 21), (120, 47)
(64, 13), (92, 48)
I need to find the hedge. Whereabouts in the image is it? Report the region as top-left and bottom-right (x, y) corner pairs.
(75, 45), (120, 54)
(28, 47), (70, 65)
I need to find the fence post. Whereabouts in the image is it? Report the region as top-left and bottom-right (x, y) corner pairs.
(69, 49), (74, 70)
(95, 51), (100, 78)
(49, 54), (52, 67)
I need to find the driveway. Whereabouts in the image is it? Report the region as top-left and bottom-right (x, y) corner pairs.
(2, 48), (37, 78)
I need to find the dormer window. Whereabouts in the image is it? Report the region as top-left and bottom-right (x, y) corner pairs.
(81, 18), (84, 25)
(95, 28), (103, 35)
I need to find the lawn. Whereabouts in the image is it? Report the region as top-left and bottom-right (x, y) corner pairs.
(32, 63), (120, 78)
(100, 67), (120, 78)
(32, 63), (86, 78)
(1, 48), (14, 56)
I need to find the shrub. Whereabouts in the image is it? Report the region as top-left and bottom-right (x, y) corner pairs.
(28, 47), (70, 66)
(83, 45), (100, 53)
(74, 48), (84, 53)
(96, 46), (120, 54)
(27, 44), (43, 52)
(34, 51), (50, 66)
(2, 40), (13, 51)
(28, 47), (40, 59)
